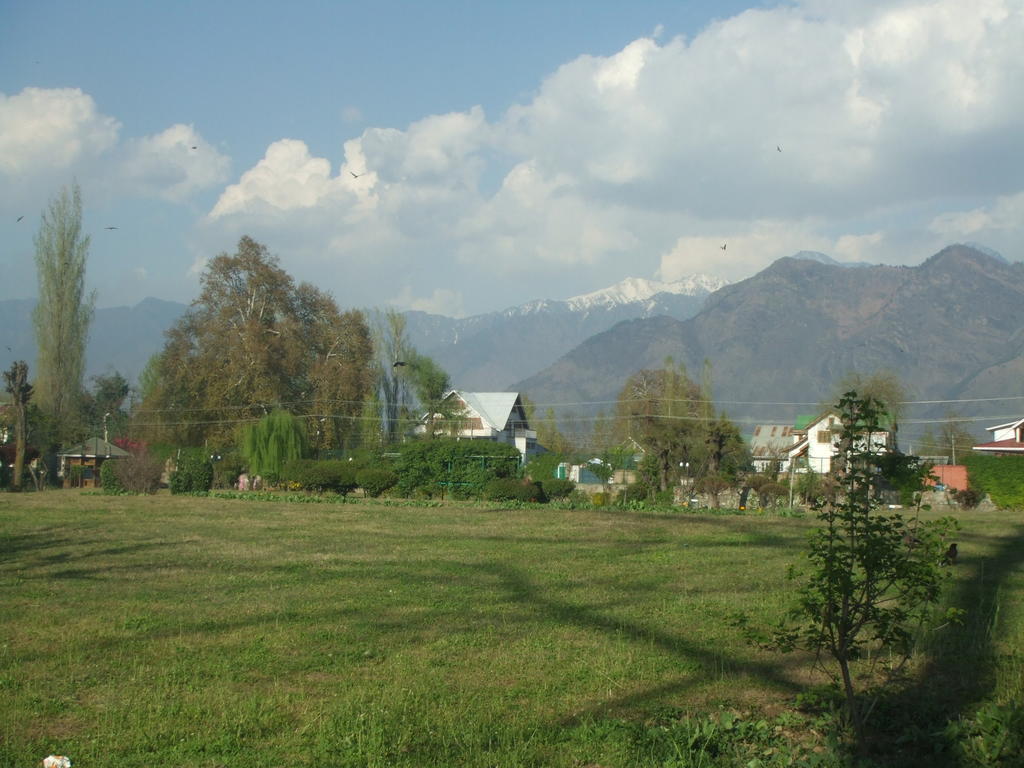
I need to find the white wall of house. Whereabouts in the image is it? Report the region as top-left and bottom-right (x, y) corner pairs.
(789, 413), (891, 474)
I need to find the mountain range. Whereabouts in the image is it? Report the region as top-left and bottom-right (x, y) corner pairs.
(404, 275), (727, 390)
(0, 297), (187, 384)
(514, 245), (1024, 437)
(2, 245), (1020, 446)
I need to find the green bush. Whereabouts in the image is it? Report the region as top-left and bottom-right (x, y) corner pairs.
(539, 477), (575, 499)
(484, 478), (545, 502)
(963, 454), (1024, 509)
(282, 459), (358, 494)
(99, 461), (123, 493)
(170, 449), (214, 494)
(524, 452), (564, 482)
(356, 468), (397, 497)
(395, 439), (522, 498)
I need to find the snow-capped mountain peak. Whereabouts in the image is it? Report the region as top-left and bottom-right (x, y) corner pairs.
(566, 275), (727, 311)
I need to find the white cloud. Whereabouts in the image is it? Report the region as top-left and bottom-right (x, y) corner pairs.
(929, 192), (1024, 238)
(0, 87), (227, 209)
(390, 286), (466, 317)
(657, 221), (835, 282)
(120, 124), (230, 201)
(198, 0), (1024, 313)
(210, 139), (342, 218)
(0, 87), (119, 175)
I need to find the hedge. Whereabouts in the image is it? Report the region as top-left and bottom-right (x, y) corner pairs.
(395, 439), (522, 498)
(484, 478), (545, 502)
(282, 459), (358, 494)
(356, 468), (398, 497)
(962, 453), (1024, 509)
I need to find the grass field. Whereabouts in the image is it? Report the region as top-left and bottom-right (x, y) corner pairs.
(1, 491), (1021, 767)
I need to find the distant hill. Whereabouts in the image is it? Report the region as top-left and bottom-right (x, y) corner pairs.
(0, 297), (186, 385)
(515, 245), (1024, 432)
(404, 275), (727, 390)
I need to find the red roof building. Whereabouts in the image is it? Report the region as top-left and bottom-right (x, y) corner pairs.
(972, 417), (1024, 455)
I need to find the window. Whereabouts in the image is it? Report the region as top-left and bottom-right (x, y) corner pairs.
(817, 430), (832, 444)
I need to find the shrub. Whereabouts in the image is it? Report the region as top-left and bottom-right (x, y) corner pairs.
(539, 477), (575, 499)
(484, 477), (545, 502)
(952, 487), (983, 509)
(524, 453), (564, 483)
(170, 450), (214, 494)
(357, 468), (398, 497)
(757, 481), (788, 508)
(98, 461), (122, 493)
(112, 451), (163, 494)
(212, 452), (244, 490)
(282, 459), (358, 494)
(395, 439), (522, 498)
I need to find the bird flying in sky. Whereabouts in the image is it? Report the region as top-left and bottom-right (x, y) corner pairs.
(720, 244), (727, 250)
(16, 215), (24, 222)
(350, 171), (363, 178)
(104, 226), (118, 230)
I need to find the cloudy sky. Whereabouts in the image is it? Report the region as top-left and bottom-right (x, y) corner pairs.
(2, 0), (1022, 317)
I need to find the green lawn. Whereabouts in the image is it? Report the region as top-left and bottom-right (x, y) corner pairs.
(1, 492), (1021, 767)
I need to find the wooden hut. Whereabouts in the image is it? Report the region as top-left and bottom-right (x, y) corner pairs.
(58, 438), (129, 488)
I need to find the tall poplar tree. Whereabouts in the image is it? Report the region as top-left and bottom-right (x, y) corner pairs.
(3, 361), (33, 491)
(32, 183), (95, 444)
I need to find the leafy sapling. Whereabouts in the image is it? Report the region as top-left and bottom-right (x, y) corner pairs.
(736, 391), (959, 749)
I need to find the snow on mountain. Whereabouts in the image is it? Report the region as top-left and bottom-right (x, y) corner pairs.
(565, 275), (727, 311)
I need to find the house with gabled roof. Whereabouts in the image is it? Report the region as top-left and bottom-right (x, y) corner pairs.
(749, 424), (799, 473)
(972, 417), (1024, 456)
(58, 437), (129, 488)
(416, 390), (540, 463)
(785, 410), (893, 474)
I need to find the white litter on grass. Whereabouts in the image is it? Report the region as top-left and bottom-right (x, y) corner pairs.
(42, 757), (71, 768)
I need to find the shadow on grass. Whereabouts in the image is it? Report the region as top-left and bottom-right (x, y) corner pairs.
(857, 522), (1024, 766)
(468, 561), (804, 723)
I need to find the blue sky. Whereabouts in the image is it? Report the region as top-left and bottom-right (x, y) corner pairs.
(2, 0), (1022, 316)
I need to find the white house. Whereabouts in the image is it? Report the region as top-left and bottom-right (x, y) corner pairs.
(785, 411), (893, 474)
(749, 424), (799, 473)
(972, 417), (1024, 455)
(416, 390), (540, 463)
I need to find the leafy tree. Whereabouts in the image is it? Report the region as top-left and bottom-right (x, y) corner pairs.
(743, 392), (958, 749)
(614, 361), (704, 493)
(403, 350), (458, 437)
(32, 183), (95, 445)
(84, 371), (130, 440)
(372, 309), (412, 443)
(521, 396), (574, 455)
(139, 237), (373, 448)
(2, 361), (33, 491)
(299, 285), (374, 452)
(240, 408), (308, 484)
(831, 370), (908, 442)
(697, 473), (730, 507)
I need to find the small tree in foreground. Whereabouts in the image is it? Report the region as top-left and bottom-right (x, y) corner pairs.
(740, 392), (958, 749)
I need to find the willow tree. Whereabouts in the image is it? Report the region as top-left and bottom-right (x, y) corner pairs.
(240, 409), (308, 482)
(32, 183), (95, 444)
(371, 309), (412, 443)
